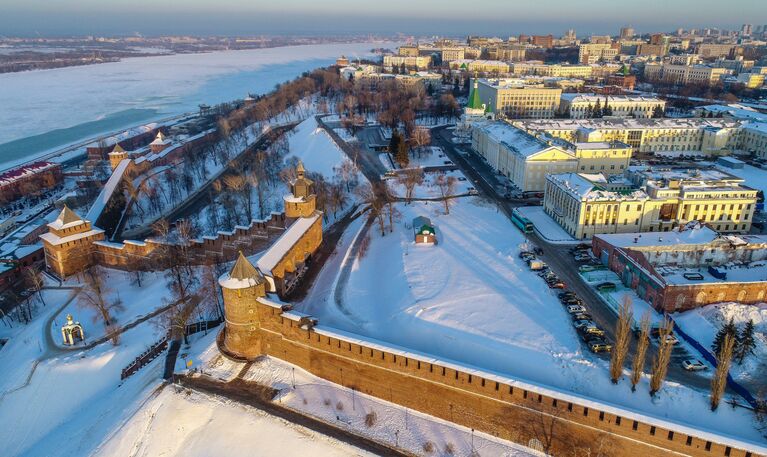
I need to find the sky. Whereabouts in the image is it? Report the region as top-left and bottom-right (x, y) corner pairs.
(0, 0), (764, 37)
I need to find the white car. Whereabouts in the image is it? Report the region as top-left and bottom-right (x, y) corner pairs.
(658, 334), (679, 345)
(566, 304), (587, 314)
(682, 360), (707, 371)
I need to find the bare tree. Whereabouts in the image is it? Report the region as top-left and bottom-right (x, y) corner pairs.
(630, 313), (651, 392)
(411, 127), (431, 158)
(25, 265), (46, 307)
(356, 183), (385, 236)
(433, 173), (457, 215)
(397, 168), (423, 203)
(710, 332), (736, 411)
(610, 296), (633, 384)
(78, 266), (124, 345)
(649, 318), (674, 396)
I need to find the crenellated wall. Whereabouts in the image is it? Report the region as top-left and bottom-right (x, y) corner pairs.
(219, 294), (765, 457)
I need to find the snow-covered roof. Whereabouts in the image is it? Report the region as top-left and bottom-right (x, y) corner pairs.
(595, 225), (720, 249)
(561, 93), (664, 104)
(0, 161), (59, 188)
(658, 261), (767, 286)
(39, 228), (104, 246)
(47, 206), (85, 230)
(698, 104), (767, 123)
(547, 172), (646, 201)
(85, 158), (131, 225)
(219, 252), (265, 290)
(89, 123), (158, 148)
(256, 213), (320, 275)
(514, 117), (742, 131)
(477, 121), (566, 158)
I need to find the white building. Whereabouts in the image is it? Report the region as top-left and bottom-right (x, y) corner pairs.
(560, 94), (666, 119)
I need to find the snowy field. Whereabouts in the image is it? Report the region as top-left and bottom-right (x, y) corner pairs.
(298, 197), (767, 445)
(0, 42), (392, 168)
(287, 116), (350, 178)
(95, 387), (374, 457)
(386, 169), (472, 199)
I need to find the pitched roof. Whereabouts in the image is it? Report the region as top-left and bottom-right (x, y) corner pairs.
(467, 80), (484, 110)
(111, 144), (125, 153)
(230, 251), (263, 283)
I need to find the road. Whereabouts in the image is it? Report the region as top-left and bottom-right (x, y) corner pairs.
(431, 126), (716, 393)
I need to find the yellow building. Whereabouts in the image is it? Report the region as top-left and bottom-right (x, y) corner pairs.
(471, 122), (632, 191)
(560, 94), (666, 119)
(544, 168), (757, 239)
(398, 45), (419, 57)
(512, 118), (743, 155)
(511, 63), (593, 78)
(578, 43), (618, 64)
(736, 72), (765, 89)
(383, 54), (431, 71)
(449, 60), (510, 74)
(473, 78), (561, 119)
(440, 47), (466, 62)
(40, 206), (105, 278)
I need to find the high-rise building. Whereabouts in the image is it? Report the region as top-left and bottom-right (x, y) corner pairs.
(742, 24), (753, 36)
(619, 27), (634, 39)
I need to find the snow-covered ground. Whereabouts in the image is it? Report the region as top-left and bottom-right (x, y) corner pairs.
(287, 116), (350, 178)
(714, 163), (767, 195)
(297, 197), (767, 445)
(515, 206), (578, 244)
(386, 169), (472, 199)
(94, 386), (374, 457)
(0, 42), (392, 169)
(175, 331), (539, 457)
(674, 302), (767, 385)
(49, 270), (173, 347)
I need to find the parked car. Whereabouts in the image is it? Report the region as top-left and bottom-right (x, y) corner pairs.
(580, 324), (605, 337)
(534, 247), (544, 256)
(682, 360), (708, 371)
(547, 280), (566, 289)
(571, 312), (592, 321)
(558, 291), (577, 299)
(596, 282), (616, 292)
(566, 304), (587, 314)
(573, 320), (592, 330)
(658, 334), (679, 345)
(467, 188), (479, 196)
(573, 253), (592, 262)
(561, 297), (582, 305)
(578, 265), (606, 273)
(588, 338), (613, 353)
(528, 260), (547, 271)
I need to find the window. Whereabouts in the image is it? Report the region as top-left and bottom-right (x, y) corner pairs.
(615, 416), (621, 426)
(567, 402), (573, 412)
(667, 431), (674, 441)
(599, 411), (605, 421)
(632, 421), (638, 431)
(650, 426), (656, 436)
(725, 446), (731, 456)
(686, 436), (692, 446)
(583, 407), (589, 417)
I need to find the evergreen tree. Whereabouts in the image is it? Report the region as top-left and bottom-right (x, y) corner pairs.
(586, 103), (594, 118)
(453, 78), (460, 97)
(736, 319), (756, 364)
(652, 105), (665, 118)
(712, 318), (738, 358)
(396, 136), (410, 168)
(400, 62), (407, 75)
(593, 99), (602, 118)
(389, 129), (402, 157)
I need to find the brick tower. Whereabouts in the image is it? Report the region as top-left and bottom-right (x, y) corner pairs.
(108, 144), (128, 170)
(40, 205), (105, 279)
(219, 251), (267, 359)
(284, 161), (316, 218)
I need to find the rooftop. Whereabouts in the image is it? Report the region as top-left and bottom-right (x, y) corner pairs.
(561, 93), (664, 103)
(513, 117), (742, 131)
(595, 224), (720, 249)
(256, 212), (321, 275)
(477, 121), (564, 158)
(547, 172), (646, 201)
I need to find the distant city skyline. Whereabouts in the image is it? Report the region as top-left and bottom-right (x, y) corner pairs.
(1, 0), (765, 37)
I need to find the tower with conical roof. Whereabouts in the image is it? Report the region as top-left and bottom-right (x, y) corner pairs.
(219, 251), (267, 358)
(284, 161), (316, 218)
(108, 144), (128, 170)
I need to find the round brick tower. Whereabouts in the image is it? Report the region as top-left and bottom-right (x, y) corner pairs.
(219, 251), (267, 359)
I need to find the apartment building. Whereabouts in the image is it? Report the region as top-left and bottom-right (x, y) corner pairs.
(696, 43), (738, 58)
(544, 167), (757, 239)
(473, 78), (561, 118)
(578, 43), (619, 64)
(511, 63), (593, 78)
(383, 54), (431, 71)
(471, 122), (632, 191)
(486, 45), (527, 61)
(560, 94), (666, 119)
(643, 63), (731, 85)
(513, 118), (744, 155)
(449, 59), (510, 73)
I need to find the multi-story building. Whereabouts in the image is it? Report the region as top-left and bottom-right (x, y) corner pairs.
(643, 63), (731, 85)
(471, 122), (632, 191)
(696, 43), (738, 58)
(440, 47), (466, 62)
(472, 78), (561, 118)
(592, 226), (767, 312)
(398, 45), (419, 57)
(531, 35), (554, 48)
(449, 59), (510, 74)
(735, 72), (765, 89)
(512, 118), (744, 156)
(487, 45), (527, 61)
(578, 43), (619, 64)
(544, 167), (757, 239)
(0, 162), (64, 204)
(560, 94), (666, 119)
(511, 63), (593, 78)
(382, 54), (431, 71)
(619, 27), (634, 39)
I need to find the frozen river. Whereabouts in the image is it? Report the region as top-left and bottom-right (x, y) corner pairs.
(0, 42), (388, 168)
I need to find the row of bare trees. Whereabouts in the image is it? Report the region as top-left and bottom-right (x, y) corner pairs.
(608, 296), (737, 411)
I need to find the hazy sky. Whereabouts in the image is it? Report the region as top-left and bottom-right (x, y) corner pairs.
(1, 0), (765, 37)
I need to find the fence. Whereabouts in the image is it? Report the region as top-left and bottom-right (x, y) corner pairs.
(670, 318), (759, 409)
(185, 317), (223, 337)
(120, 336), (169, 380)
